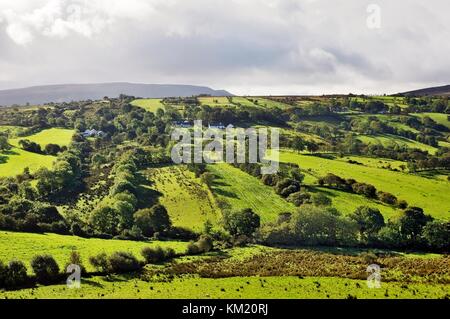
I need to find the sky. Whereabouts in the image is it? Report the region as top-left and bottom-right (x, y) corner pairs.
(0, 0), (449, 95)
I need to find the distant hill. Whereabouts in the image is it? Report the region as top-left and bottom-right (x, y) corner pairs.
(400, 84), (450, 97)
(0, 82), (232, 106)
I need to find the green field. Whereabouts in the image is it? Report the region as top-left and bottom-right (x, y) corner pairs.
(357, 134), (438, 154)
(231, 97), (258, 107)
(143, 166), (221, 231)
(412, 113), (450, 129)
(9, 128), (74, 148)
(253, 98), (290, 109)
(208, 164), (295, 222)
(2, 275), (447, 299)
(131, 99), (165, 113)
(198, 97), (232, 107)
(0, 231), (189, 272)
(278, 151), (450, 220)
(0, 147), (55, 177)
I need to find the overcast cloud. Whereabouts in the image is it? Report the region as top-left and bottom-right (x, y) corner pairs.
(0, 0), (449, 95)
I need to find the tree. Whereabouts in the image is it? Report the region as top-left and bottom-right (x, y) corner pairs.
(223, 208), (261, 237)
(398, 207), (431, 242)
(133, 204), (171, 237)
(89, 205), (121, 235)
(0, 135), (11, 151)
(422, 221), (450, 251)
(350, 206), (385, 240)
(289, 168), (305, 183)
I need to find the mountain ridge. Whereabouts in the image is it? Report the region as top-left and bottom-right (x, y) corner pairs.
(0, 82), (233, 106)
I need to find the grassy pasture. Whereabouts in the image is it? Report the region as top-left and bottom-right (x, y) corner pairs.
(231, 97), (258, 107)
(208, 163), (295, 222)
(131, 99), (165, 113)
(253, 97), (290, 109)
(9, 128), (74, 148)
(198, 96), (232, 107)
(278, 151), (450, 220)
(357, 134), (438, 154)
(142, 166), (221, 231)
(0, 231), (189, 273)
(0, 147), (55, 177)
(2, 275), (448, 299)
(412, 113), (450, 129)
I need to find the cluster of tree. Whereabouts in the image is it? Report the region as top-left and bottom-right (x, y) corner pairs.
(258, 205), (449, 252)
(18, 139), (67, 155)
(404, 97), (450, 114)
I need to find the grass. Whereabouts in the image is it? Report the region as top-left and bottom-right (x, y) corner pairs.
(142, 166), (221, 231)
(278, 151), (450, 220)
(198, 97), (232, 107)
(231, 97), (258, 107)
(131, 99), (165, 113)
(253, 97), (290, 109)
(208, 163), (295, 222)
(2, 275), (448, 299)
(0, 147), (55, 177)
(9, 128), (75, 148)
(0, 231), (189, 273)
(357, 134), (438, 154)
(412, 113), (450, 129)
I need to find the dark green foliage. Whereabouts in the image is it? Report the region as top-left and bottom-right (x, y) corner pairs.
(223, 208), (260, 237)
(31, 254), (60, 284)
(133, 204), (171, 237)
(108, 251), (141, 273)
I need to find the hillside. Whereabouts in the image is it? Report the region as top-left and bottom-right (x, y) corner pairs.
(400, 84), (450, 97)
(0, 82), (232, 106)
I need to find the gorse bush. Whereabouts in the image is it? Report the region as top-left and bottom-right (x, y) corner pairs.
(31, 254), (60, 284)
(141, 246), (175, 264)
(0, 260), (28, 288)
(108, 251), (141, 273)
(89, 252), (109, 273)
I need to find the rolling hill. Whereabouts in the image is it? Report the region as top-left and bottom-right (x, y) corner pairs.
(400, 84), (450, 97)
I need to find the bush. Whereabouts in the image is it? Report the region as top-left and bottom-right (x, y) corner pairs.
(5, 260), (28, 288)
(377, 192), (397, 205)
(89, 252), (109, 272)
(65, 251), (86, 276)
(0, 261), (8, 287)
(311, 193), (332, 206)
(141, 246), (165, 263)
(422, 221), (450, 251)
(287, 192), (310, 206)
(196, 235), (213, 252)
(186, 241), (201, 255)
(31, 254), (60, 284)
(108, 251), (141, 273)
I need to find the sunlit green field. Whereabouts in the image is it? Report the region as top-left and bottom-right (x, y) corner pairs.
(131, 99), (165, 113)
(142, 166), (221, 231)
(198, 96), (232, 107)
(208, 163), (295, 222)
(0, 231), (189, 272)
(357, 134), (438, 154)
(412, 113), (450, 129)
(279, 151), (450, 220)
(231, 97), (258, 107)
(253, 97), (290, 109)
(9, 128), (74, 148)
(2, 275), (447, 299)
(0, 147), (55, 177)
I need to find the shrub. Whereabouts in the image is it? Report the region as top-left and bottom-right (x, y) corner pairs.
(65, 251), (86, 276)
(186, 241), (201, 255)
(422, 221), (450, 251)
(397, 200), (408, 209)
(141, 246), (165, 263)
(287, 192), (310, 207)
(311, 193), (332, 206)
(349, 206), (385, 240)
(89, 252), (109, 272)
(377, 192), (397, 205)
(5, 260), (28, 288)
(0, 261), (8, 287)
(31, 254), (60, 284)
(196, 235), (213, 252)
(108, 251), (141, 273)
